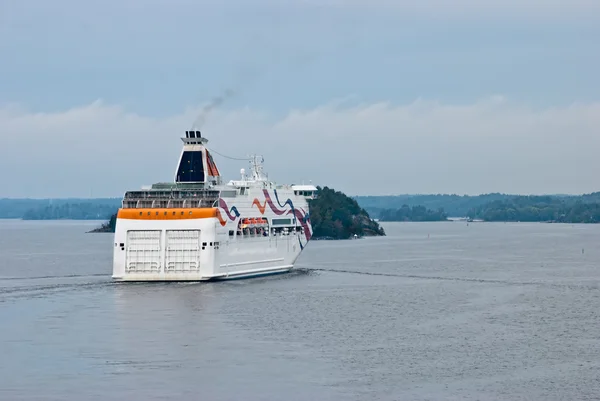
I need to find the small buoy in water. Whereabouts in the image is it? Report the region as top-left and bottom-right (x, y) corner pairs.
(582, 248), (585, 254)
(428, 234), (430, 239)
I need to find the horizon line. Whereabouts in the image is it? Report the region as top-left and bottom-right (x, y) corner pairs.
(2, 190), (600, 201)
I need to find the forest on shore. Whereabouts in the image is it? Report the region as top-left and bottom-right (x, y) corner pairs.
(355, 192), (600, 223)
(4, 191), (600, 228)
(0, 198), (121, 220)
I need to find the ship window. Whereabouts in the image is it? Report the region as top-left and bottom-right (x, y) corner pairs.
(176, 151), (205, 182)
(229, 230), (234, 237)
(272, 218), (292, 226)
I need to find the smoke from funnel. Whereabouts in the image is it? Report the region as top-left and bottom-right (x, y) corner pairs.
(191, 88), (237, 130)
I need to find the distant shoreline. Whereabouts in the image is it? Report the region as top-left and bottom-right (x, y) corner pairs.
(3, 190), (600, 226)
(357, 193), (600, 224)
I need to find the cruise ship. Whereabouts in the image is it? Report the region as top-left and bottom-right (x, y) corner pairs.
(112, 130), (317, 281)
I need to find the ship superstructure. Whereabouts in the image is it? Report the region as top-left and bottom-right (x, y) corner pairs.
(112, 130), (316, 281)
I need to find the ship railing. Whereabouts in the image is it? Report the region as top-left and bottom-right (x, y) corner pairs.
(121, 198), (218, 209)
(123, 190), (221, 200)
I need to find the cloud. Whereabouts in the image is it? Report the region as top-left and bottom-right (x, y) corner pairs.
(300, 0), (599, 10)
(1, 96), (599, 198)
(284, 0), (599, 16)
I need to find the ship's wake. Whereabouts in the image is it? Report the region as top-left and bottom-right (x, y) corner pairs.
(305, 267), (600, 290)
(0, 273), (108, 281)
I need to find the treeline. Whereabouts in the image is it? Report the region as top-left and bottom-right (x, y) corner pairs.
(0, 198), (122, 220)
(9, 191), (600, 225)
(23, 203), (119, 220)
(379, 205), (448, 222)
(356, 193), (510, 218)
(307, 186), (385, 239)
(358, 193), (600, 223)
(356, 192), (600, 219)
(468, 197), (600, 223)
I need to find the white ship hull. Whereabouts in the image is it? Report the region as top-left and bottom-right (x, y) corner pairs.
(112, 188), (312, 281)
(112, 129), (316, 282)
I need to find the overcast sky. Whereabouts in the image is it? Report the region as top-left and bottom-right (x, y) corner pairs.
(1, 0), (599, 198)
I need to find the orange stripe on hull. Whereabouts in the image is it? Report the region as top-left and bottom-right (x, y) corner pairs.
(117, 208), (218, 220)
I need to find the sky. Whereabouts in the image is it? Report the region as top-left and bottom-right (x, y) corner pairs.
(1, 0), (599, 198)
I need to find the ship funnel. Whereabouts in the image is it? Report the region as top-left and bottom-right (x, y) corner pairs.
(185, 130), (202, 139)
(175, 130), (220, 185)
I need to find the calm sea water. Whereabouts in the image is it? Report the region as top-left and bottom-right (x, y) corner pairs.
(1, 220), (600, 401)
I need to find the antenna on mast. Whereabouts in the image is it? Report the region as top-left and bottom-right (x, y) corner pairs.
(248, 154), (267, 181)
